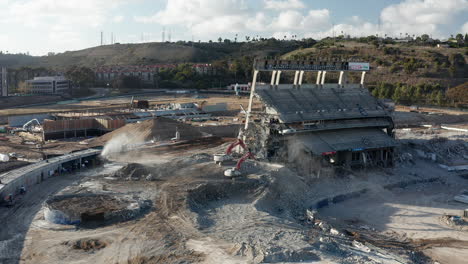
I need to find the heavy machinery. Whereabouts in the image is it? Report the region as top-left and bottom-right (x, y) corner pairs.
(224, 151), (255, 177)
(213, 139), (255, 177)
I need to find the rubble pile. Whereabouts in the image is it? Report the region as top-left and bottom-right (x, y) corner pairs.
(419, 137), (468, 164)
(112, 163), (153, 181)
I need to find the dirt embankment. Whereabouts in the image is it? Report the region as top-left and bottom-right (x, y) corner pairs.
(0, 96), (63, 110)
(91, 117), (204, 146)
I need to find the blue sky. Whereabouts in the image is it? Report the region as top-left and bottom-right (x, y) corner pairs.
(0, 0), (467, 55)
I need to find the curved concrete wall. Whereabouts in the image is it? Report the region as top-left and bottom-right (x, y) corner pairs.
(0, 149), (100, 199)
(44, 206), (81, 225)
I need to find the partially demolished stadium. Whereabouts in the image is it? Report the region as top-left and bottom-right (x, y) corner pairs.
(241, 59), (397, 172)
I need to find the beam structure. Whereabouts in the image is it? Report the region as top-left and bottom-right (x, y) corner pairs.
(270, 71), (277, 85)
(338, 71), (348, 87)
(245, 70), (259, 130)
(293, 71), (299, 85)
(275, 70), (282, 85)
(320, 71), (327, 85)
(360, 71), (366, 86)
(316, 71), (322, 85)
(298, 71), (304, 85)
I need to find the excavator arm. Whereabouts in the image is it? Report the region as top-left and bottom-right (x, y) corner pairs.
(235, 151), (255, 170)
(226, 139), (247, 155)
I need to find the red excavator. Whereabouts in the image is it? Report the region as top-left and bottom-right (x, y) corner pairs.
(213, 139), (255, 177)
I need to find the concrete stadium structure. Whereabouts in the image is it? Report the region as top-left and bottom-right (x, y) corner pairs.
(242, 59), (396, 170)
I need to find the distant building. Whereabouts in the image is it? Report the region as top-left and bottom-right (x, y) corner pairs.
(95, 63), (214, 84)
(192, 64), (215, 75)
(227, 82), (266, 91)
(26, 76), (71, 94)
(95, 64), (176, 84)
(0, 67), (8, 97)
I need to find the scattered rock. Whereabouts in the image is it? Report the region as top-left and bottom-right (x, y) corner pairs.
(112, 163), (152, 181)
(330, 228), (340, 235)
(352, 240), (370, 253)
(64, 239), (107, 252)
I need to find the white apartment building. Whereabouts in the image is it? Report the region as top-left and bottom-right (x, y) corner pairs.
(0, 67), (7, 97)
(26, 76), (70, 94)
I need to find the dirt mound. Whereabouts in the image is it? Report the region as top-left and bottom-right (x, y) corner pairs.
(111, 153), (214, 181)
(64, 239), (107, 251)
(47, 194), (128, 217)
(112, 163), (153, 181)
(95, 117), (203, 145)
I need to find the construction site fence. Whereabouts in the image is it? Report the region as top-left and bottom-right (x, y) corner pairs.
(43, 118), (126, 133)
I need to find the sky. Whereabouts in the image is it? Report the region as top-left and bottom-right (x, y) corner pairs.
(0, 0), (467, 56)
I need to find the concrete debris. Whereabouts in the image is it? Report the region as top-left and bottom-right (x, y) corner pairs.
(352, 240), (371, 253)
(454, 191), (468, 204)
(330, 228), (340, 235)
(0, 153), (9, 162)
(112, 163), (153, 181)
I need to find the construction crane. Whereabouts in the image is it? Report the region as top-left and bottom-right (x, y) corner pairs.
(13, 118), (43, 133)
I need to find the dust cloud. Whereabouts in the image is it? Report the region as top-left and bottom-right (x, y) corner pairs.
(101, 133), (135, 158)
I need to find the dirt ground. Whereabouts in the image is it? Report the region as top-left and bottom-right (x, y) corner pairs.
(1, 94), (467, 263)
(0, 93), (258, 117)
(0, 126), (467, 263)
(0, 96), (63, 110)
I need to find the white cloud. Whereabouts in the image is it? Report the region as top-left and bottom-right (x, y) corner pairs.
(113, 15), (125, 23)
(461, 22), (468, 34)
(135, 0), (255, 38)
(136, 0), (331, 39)
(264, 0), (305, 10)
(0, 0), (131, 54)
(135, 0), (248, 26)
(306, 0), (468, 39)
(273, 9), (330, 31)
(380, 0), (468, 37)
(2, 0), (127, 28)
(274, 10), (304, 30)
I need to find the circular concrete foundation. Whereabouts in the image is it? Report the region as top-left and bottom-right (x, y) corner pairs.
(44, 193), (144, 226)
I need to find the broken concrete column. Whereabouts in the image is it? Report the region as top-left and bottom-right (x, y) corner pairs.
(298, 71), (304, 85)
(321, 71), (327, 85)
(245, 70), (259, 130)
(270, 71), (277, 86)
(293, 71), (299, 86)
(338, 71), (348, 87)
(275, 71), (282, 85)
(316, 71), (322, 85)
(360, 71), (366, 86)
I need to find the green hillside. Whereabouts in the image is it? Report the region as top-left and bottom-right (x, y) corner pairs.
(0, 39), (303, 69)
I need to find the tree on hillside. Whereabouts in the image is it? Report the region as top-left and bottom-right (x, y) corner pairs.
(450, 53), (466, 67)
(17, 81), (30, 94)
(446, 82), (468, 106)
(113, 75), (141, 90)
(421, 34), (429, 41)
(218, 37), (222, 43)
(65, 66), (95, 88)
(212, 60), (229, 76)
(173, 64), (195, 81)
